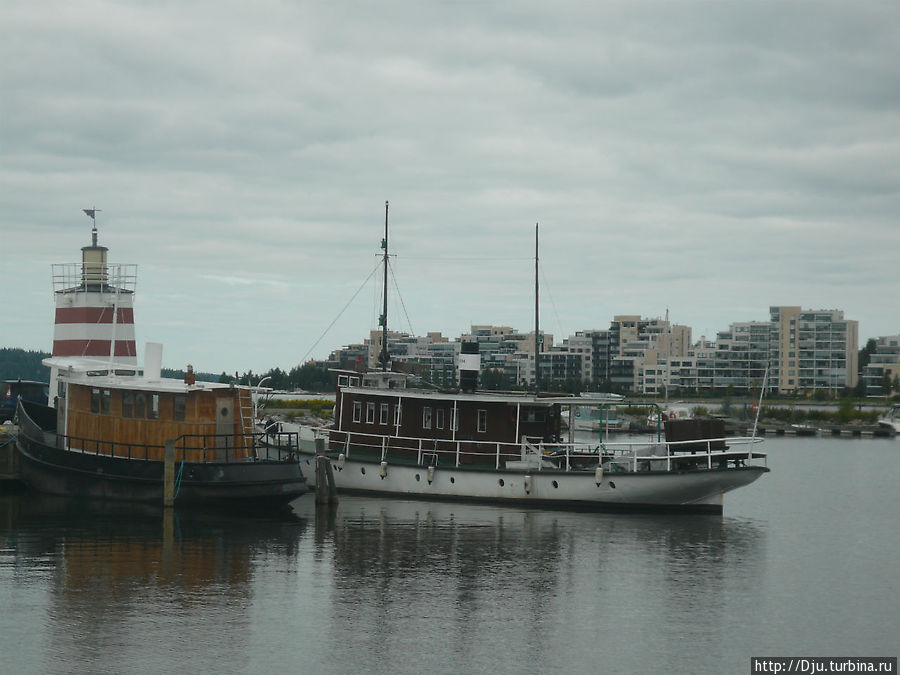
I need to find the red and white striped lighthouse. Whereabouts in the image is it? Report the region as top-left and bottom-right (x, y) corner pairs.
(51, 215), (137, 364)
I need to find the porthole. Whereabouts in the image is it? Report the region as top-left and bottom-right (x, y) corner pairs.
(361, 466), (366, 475)
(498, 479), (505, 487)
(609, 481), (616, 489)
(450, 476), (455, 484)
(552, 480), (559, 489)
(415, 474), (421, 482)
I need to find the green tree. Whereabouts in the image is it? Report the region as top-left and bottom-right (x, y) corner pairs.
(859, 338), (878, 374)
(480, 368), (511, 391)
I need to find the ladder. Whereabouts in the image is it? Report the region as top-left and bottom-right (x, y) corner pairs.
(236, 387), (256, 457)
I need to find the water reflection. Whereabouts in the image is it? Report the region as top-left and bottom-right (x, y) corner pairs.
(302, 497), (766, 675)
(0, 494), (310, 675)
(1, 492), (767, 675)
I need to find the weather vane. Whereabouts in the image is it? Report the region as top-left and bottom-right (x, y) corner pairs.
(83, 207), (101, 245)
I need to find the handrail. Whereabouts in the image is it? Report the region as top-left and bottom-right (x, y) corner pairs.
(21, 424), (301, 464)
(322, 428), (766, 473)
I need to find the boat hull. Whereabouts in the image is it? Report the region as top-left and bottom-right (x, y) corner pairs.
(301, 450), (767, 514)
(16, 431), (308, 507)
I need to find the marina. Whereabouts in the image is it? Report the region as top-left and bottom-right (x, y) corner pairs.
(0, 435), (897, 674)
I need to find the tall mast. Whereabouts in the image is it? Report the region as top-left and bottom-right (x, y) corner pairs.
(379, 200), (389, 371)
(534, 223), (540, 392)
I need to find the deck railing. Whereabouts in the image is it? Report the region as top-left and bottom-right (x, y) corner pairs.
(318, 428), (767, 473)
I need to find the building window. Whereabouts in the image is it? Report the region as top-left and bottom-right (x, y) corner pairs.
(353, 401), (362, 423)
(366, 402), (375, 424)
(436, 408), (445, 429)
(423, 406), (432, 429)
(174, 395), (186, 422)
(477, 409), (487, 433)
(380, 403), (389, 425)
(123, 392), (134, 418)
(91, 388), (100, 413)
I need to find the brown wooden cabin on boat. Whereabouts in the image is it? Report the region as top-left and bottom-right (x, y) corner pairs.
(330, 369), (562, 465)
(59, 377), (255, 463)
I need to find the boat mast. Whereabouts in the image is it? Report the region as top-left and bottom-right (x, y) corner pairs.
(534, 223), (540, 393)
(379, 200), (389, 371)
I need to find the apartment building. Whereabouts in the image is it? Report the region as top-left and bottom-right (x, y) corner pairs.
(862, 335), (900, 396)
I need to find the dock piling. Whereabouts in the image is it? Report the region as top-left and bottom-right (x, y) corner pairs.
(164, 440), (175, 507)
(315, 454), (338, 505)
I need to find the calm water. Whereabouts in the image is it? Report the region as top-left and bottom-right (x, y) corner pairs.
(1, 436), (898, 674)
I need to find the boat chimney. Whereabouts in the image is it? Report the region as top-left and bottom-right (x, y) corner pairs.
(144, 342), (162, 380)
(459, 341), (480, 393)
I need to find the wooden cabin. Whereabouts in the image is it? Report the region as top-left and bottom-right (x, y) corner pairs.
(56, 369), (255, 463)
(330, 369), (562, 466)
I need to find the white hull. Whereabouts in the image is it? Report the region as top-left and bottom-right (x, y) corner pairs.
(297, 444), (766, 513)
(877, 418), (900, 433)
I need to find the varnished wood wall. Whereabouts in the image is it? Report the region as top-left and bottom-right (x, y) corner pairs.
(64, 384), (250, 461)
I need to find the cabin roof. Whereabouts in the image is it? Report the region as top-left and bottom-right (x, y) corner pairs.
(340, 385), (620, 407)
(43, 356), (238, 394)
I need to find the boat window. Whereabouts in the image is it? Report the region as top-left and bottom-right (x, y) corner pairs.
(135, 393), (146, 418)
(366, 402), (375, 424)
(174, 395), (186, 422)
(87, 370), (108, 377)
(150, 394), (159, 420)
(423, 406), (432, 430)
(114, 369), (136, 376)
(338, 375), (349, 387)
(57, 381), (66, 399)
(380, 403), (389, 425)
(394, 404), (402, 426)
(436, 408), (445, 429)
(101, 390), (111, 414)
(122, 392), (134, 418)
(451, 408), (458, 431)
(91, 388), (100, 413)
(477, 409), (487, 433)
(349, 377), (360, 387)
(353, 401), (362, 423)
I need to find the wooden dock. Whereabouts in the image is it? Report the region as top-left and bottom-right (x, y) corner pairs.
(753, 424), (895, 438)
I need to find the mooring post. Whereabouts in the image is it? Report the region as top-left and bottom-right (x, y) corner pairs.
(315, 454), (338, 505)
(164, 440), (175, 507)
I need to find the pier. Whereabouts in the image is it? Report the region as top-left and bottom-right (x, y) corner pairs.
(753, 424), (895, 438)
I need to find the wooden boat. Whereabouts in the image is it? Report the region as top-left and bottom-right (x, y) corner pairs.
(298, 207), (768, 513)
(15, 214), (308, 506)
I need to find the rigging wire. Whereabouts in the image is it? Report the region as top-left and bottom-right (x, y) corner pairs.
(299, 261), (381, 363)
(388, 258), (415, 336)
(539, 263), (565, 340)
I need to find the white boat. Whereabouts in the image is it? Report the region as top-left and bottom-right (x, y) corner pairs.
(565, 405), (631, 433)
(877, 404), (900, 433)
(300, 211), (768, 513)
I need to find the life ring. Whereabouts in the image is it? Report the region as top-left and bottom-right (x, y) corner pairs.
(668, 411), (677, 420)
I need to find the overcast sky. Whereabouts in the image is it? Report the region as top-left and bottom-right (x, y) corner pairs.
(3, 1), (898, 375)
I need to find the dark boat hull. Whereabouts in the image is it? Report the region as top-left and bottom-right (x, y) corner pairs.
(16, 431), (308, 507)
